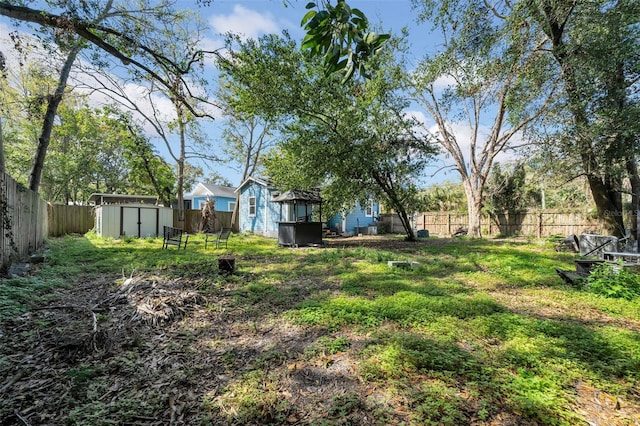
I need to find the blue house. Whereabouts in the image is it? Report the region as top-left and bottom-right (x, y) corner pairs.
(190, 183), (237, 212)
(327, 200), (380, 235)
(236, 177), (282, 237)
(237, 176), (380, 238)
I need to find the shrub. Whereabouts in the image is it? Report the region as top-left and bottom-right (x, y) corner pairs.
(585, 262), (640, 300)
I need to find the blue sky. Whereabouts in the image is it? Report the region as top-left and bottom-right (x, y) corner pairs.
(0, 1), (474, 190)
(196, 1), (448, 187)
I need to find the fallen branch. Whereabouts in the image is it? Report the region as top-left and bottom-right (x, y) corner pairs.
(14, 410), (31, 426)
(0, 370), (24, 393)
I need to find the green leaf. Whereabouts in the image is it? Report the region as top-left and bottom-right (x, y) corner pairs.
(300, 10), (317, 26)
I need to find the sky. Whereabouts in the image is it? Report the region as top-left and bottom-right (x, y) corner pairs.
(0, 1), (511, 192)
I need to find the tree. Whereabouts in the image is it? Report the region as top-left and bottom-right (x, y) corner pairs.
(2, 61), (175, 203)
(218, 33), (435, 241)
(514, 0), (640, 238)
(0, 50), (5, 174)
(203, 172), (232, 188)
(0, 1), (213, 192)
(301, 0), (390, 82)
(72, 8), (216, 219)
(414, 0), (639, 237)
(410, 0), (558, 237)
(419, 182), (466, 212)
(215, 54), (276, 226)
(8, 102), (176, 204)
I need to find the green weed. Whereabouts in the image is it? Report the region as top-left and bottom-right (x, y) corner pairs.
(212, 370), (290, 424)
(585, 262), (640, 300)
(4, 233), (640, 425)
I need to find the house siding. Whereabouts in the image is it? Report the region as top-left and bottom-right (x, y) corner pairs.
(328, 200), (379, 233)
(239, 181), (282, 237)
(193, 195), (236, 212)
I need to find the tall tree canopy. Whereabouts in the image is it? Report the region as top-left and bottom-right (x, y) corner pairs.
(409, 0), (639, 237)
(0, 1), (213, 193)
(217, 32), (435, 241)
(517, 0), (640, 238)
(410, 0), (559, 237)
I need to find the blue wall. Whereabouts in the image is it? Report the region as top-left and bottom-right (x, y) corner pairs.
(193, 195), (236, 212)
(239, 181), (281, 237)
(328, 200), (379, 233)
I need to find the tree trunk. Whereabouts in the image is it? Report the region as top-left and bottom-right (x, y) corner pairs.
(0, 116), (5, 174)
(541, 4), (628, 237)
(586, 173), (625, 237)
(231, 193), (240, 228)
(28, 46), (81, 192)
(462, 178), (483, 238)
(176, 111), (186, 225)
(396, 208), (416, 242)
(370, 171), (416, 241)
(626, 158), (640, 247)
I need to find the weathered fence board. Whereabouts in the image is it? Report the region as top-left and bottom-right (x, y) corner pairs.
(383, 210), (604, 238)
(47, 204), (95, 237)
(173, 209), (236, 234)
(1, 173), (48, 270)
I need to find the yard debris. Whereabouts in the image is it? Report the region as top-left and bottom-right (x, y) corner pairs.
(114, 276), (205, 326)
(8, 263), (31, 278)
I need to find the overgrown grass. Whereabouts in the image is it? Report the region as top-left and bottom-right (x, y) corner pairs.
(2, 232), (639, 425)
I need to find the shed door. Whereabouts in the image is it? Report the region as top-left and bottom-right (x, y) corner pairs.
(139, 208), (158, 237)
(122, 207), (158, 237)
(122, 208), (139, 237)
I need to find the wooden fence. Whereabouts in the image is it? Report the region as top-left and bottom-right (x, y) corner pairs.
(381, 210), (603, 237)
(415, 210), (603, 237)
(174, 209), (236, 234)
(1, 173), (48, 271)
(46, 206), (238, 238)
(47, 204), (95, 237)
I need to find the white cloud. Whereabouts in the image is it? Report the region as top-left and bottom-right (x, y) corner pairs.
(209, 5), (279, 40)
(432, 74), (458, 92)
(199, 35), (226, 68)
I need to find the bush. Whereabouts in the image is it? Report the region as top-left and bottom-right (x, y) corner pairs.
(585, 262), (640, 300)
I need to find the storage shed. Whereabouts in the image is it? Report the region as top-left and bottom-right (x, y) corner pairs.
(89, 194), (173, 239)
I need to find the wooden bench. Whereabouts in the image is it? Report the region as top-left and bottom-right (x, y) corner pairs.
(205, 227), (232, 250)
(162, 226), (189, 250)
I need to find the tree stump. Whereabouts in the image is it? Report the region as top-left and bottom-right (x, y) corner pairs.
(218, 256), (235, 274)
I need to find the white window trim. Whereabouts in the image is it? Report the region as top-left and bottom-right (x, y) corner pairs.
(228, 201), (236, 212)
(248, 196), (256, 217)
(365, 200), (374, 217)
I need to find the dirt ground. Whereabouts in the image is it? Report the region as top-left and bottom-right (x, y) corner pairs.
(1, 236), (639, 425)
(0, 256), (388, 425)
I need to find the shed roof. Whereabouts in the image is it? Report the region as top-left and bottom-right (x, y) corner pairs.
(88, 193), (158, 205)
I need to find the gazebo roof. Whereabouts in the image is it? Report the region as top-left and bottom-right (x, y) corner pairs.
(271, 189), (322, 204)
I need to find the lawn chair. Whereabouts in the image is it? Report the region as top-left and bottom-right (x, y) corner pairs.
(205, 227), (232, 249)
(162, 226), (189, 250)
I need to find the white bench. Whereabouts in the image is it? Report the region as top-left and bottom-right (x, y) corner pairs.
(602, 251), (640, 264)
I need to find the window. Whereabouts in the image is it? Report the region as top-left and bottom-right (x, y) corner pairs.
(365, 200), (374, 217)
(248, 196), (256, 217)
(228, 201), (236, 212)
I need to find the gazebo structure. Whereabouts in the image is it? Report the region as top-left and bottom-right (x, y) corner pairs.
(272, 189), (323, 247)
